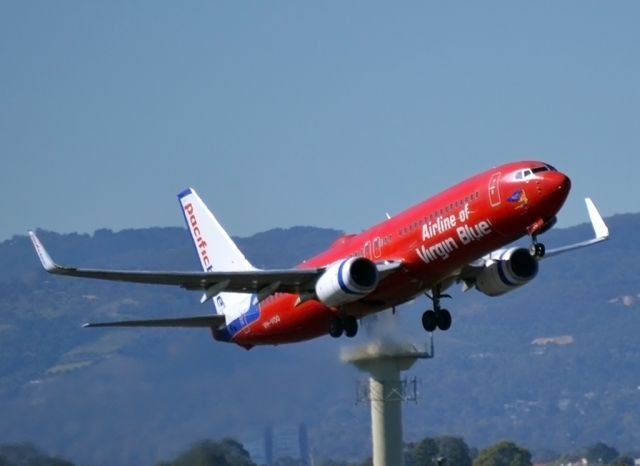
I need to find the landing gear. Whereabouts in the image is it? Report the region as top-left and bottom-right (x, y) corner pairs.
(421, 310), (437, 332)
(344, 316), (358, 338)
(526, 217), (551, 258)
(421, 286), (453, 332)
(421, 308), (452, 332)
(329, 315), (358, 338)
(530, 235), (546, 258)
(329, 317), (344, 338)
(436, 309), (452, 331)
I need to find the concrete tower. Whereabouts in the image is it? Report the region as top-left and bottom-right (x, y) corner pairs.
(341, 338), (433, 466)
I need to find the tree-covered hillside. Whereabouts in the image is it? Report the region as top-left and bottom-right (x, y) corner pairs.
(0, 217), (638, 466)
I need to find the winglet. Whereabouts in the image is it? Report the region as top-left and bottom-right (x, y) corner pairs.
(585, 197), (609, 240)
(543, 198), (609, 258)
(28, 231), (58, 272)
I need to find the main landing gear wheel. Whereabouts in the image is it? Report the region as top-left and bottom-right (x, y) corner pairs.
(421, 310), (437, 332)
(422, 286), (453, 332)
(329, 315), (359, 338)
(344, 316), (358, 338)
(436, 309), (452, 331)
(421, 309), (452, 332)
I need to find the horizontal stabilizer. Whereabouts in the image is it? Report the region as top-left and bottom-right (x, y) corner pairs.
(83, 315), (226, 328)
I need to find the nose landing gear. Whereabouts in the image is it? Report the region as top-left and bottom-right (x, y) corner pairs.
(530, 234), (546, 258)
(527, 217), (554, 258)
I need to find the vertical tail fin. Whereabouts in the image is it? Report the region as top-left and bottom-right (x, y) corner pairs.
(178, 188), (257, 321)
(178, 188), (255, 273)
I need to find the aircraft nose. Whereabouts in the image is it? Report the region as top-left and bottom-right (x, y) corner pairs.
(554, 171), (571, 193)
(546, 171), (571, 205)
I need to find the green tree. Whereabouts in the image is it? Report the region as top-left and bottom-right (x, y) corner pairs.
(435, 436), (472, 466)
(584, 442), (619, 465)
(272, 457), (306, 466)
(608, 456), (634, 466)
(406, 437), (438, 466)
(38, 459), (76, 466)
(551, 454), (580, 466)
(406, 436), (472, 466)
(314, 460), (351, 466)
(472, 440), (532, 466)
(0, 443), (75, 466)
(157, 438), (256, 466)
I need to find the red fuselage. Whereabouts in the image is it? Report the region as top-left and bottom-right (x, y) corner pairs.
(229, 161), (571, 347)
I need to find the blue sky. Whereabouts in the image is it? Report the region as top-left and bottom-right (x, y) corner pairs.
(1, 2), (638, 241)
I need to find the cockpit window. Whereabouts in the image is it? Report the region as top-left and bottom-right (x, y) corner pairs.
(532, 166), (549, 174)
(515, 165), (555, 180)
(516, 168), (546, 179)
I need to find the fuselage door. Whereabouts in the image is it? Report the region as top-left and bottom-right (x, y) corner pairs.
(488, 172), (501, 207)
(372, 236), (382, 259)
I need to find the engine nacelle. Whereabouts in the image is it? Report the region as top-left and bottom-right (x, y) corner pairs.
(475, 247), (539, 297)
(315, 257), (379, 307)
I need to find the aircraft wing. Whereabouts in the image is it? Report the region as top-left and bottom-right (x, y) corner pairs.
(82, 315), (226, 328)
(29, 231), (403, 296)
(30, 231), (322, 293)
(456, 197), (609, 290)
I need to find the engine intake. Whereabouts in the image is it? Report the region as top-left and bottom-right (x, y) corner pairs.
(315, 257), (379, 307)
(475, 247), (538, 297)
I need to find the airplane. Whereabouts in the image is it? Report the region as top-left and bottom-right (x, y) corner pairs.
(29, 161), (609, 349)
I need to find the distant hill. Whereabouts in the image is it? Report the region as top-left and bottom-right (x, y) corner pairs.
(0, 218), (638, 466)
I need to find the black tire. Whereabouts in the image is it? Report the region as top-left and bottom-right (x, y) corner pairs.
(421, 310), (437, 332)
(436, 309), (452, 331)
(344, 316), (358, 338)
(329, 317), (344, 338)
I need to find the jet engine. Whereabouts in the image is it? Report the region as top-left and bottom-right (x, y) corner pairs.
(315, 257), (379, 307)
(475, 247), (538, 297)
